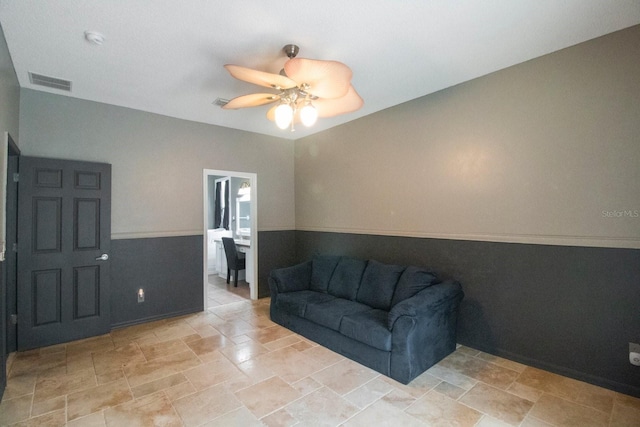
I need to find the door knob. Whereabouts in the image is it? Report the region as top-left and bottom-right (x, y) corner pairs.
(95, 253), (109, 261)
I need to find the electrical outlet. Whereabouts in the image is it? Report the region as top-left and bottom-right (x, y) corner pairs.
(137, 288), (145, 303)
(630, 343), (640, 366)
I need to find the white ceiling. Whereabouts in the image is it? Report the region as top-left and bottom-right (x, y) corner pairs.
(1, 1), (639, 140)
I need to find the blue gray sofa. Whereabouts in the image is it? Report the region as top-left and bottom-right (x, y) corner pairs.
(268, 255), (464, 384)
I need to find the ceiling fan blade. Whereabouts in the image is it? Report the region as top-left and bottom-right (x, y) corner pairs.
(314, 85), (364, 118)
(222, 93), (280, 109)
(284, 58), (352, 99)
(224, 64), (297, 90)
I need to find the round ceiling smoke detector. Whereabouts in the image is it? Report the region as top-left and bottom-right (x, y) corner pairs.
(84, 31), (105, 45)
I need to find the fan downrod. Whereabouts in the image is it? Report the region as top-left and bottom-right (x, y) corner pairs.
(283, 44), (299, 59)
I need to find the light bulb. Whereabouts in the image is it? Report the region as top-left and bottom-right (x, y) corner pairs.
(275, 103), (293, 129)
(300, 103), (318, 127)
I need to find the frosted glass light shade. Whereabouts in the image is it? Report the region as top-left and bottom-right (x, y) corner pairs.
(300, 103), (318, 127)
(275, 103), (293, 129)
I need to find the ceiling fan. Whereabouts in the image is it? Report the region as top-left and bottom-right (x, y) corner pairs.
(222, 44), (363, 131)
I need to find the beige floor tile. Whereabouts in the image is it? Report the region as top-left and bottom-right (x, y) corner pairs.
(31, 394), (66, 417)
(616, 392), (640, 411)
(343, 378), (395, 408)
(438, 352), (519, 390)
(459, 382), (534, 425)
(138, 338), (190, 361)
(218, 340), (270, 364)
(200, 406), (263, 426)
(9, 351), (66, 378)
(282, 386), (359, 426)
(10, 409), (66, 426)
(406, 391), (483, 427)
(528, 393), (610, 427)
(426, 364), (478, 390)
(66, 411), (107, 427)
(343, 399), (426, 427)
(153, 322), (198, 341)
(476, 352), (527, 373)
(66, 377), (133, 421)
(311, 359), (379, 395)
(476, 415), (516, 427)
(2, 372), (37, 400)
(123, 349), (201, 387)
(263, 334), (302, 351)
(610, 401), (640, 427)
(381, 388), (418, 410)
(33, 368), (96, 402)
(261, 408), (298, 427)
(92, 341), (146, 375)
(257, 346), (325, 384)
(235, 376), (302, 418)
(0, 394), (32, 425)
(302, 345), (344, 366)
(519, 415), (556, 427)
(516, 367), (615, 413)
(246, 324), (293, 344)
(103, 393), (182, 427)
(183, 357), (245, 391)
(185, 334), (231, 356)
(130, 372), (188, 398)
(66, 334), (114, 357)
(433, 381), (466, 399)
(96, 368), (126, 385)
(164, 380), (197, 402)
(381, 371), (441, 399)
(292, 376), (324, 397)
(507, 381), (544, 402)
(213, 319), (257, 337)
(66, 352), (96, 374)
(172, 383), (243, 427)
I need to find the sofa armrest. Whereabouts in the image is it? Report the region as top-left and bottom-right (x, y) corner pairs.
(388, 280), (463, 330)
(269, 261), (312, 295)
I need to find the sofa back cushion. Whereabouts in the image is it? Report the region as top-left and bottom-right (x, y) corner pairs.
(310, 255), (342, 293)
(327, 257), (367, 300)
(391, 266), (439, 307)
(356, 260), (405, 311)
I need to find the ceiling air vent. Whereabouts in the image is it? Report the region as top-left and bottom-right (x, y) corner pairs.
(28, 72), (72, 92)
(213, 98), (229, 107)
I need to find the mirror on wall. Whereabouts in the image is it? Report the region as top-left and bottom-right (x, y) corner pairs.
(236, 181), (250, 239)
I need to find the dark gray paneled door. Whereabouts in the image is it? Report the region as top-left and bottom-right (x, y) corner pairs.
(17, 157), (111, 350)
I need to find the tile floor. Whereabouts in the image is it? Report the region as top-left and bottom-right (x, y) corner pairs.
(1, 293), (639, 426)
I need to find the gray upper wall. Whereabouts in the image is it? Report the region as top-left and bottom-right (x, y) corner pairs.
(18, 90), (295, 238)
(295, 25), (640, 249)
(0, 23), (19, 141)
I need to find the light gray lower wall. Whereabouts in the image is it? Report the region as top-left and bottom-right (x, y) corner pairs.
(295, 231), (640, 397)
(18, 89), (295, 238)
(295, 25), (640, 250)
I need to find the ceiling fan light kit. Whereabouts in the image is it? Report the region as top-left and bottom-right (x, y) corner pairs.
(223, 44), (363, 131)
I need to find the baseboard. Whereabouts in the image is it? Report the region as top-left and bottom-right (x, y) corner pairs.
(110, 307), (202, 330)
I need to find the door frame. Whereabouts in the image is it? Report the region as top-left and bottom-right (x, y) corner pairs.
(202, 169), (258, 302)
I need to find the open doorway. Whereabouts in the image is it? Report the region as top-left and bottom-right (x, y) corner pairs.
(202, 169), (258, 308)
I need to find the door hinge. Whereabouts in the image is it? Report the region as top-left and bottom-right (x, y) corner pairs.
(12, 243), (17, 252)
(9, 314), (17, 325)
(13, 173), (19, 182)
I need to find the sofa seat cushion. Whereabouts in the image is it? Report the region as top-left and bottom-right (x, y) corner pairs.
(340, 309), (392, 351)
(276, 291), (336, 317)
(304, 298), (372, 331)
